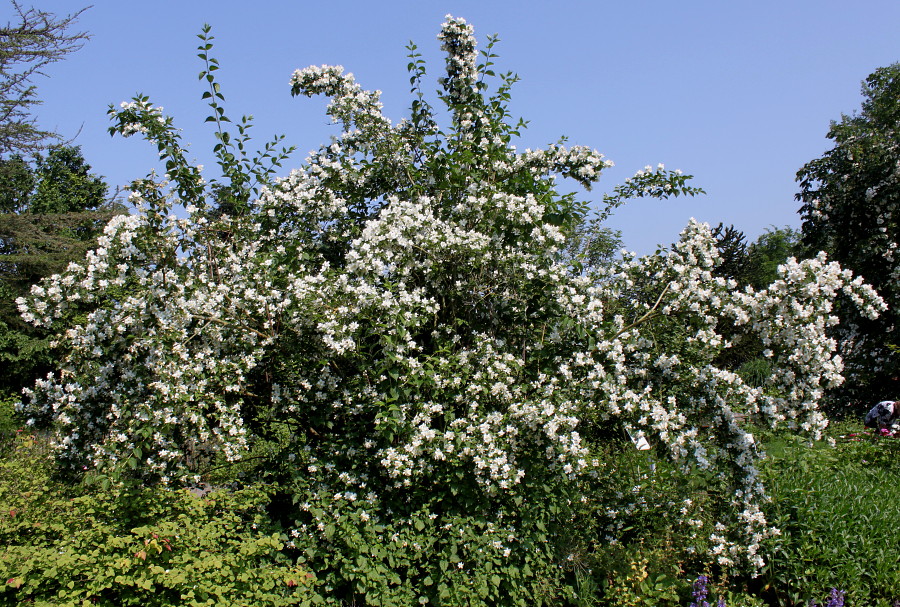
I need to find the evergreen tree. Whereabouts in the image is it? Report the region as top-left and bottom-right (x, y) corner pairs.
(0, 146), (119, 397)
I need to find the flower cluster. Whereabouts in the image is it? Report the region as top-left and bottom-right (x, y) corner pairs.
(115, 100), (166, 136)
(689, 575), (725, 607)
(290, 64), (390, 135)
(437, 15), (479, 107)
(688, 576), (844, 607)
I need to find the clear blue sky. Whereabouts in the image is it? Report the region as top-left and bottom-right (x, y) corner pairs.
(9, 0), (900, 254)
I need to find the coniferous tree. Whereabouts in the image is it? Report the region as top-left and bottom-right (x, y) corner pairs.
(0, 1), (90, 155)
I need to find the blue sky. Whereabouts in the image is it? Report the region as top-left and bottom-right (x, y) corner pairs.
(10, 0), (900, 254)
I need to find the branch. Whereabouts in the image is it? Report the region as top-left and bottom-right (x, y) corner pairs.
(0, 2), (91, 154)
(615, 282), (671, 338)
(191, 313), (272, 340)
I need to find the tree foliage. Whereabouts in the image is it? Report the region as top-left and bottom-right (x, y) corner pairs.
(712, 224), (802, 291)
(797, 62), (900, 407)
(0, 1), (90, 155)
(14, 17), (885, 603)
(745, 226), (802, 290)
(0, 145), (117, 397)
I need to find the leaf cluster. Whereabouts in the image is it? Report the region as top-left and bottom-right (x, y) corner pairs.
(0, 433), (318, 606)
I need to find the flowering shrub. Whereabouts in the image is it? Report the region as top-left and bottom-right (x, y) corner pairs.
(14, 15), (885, 601)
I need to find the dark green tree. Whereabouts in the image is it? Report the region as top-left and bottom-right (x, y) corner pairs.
(797, 62), (900, 409)
(29, 145), (108, 213)
(710, 224), (801, 290)
(0, 146), (118, 397)
(0, 153), (32, 212)
(745, 226), (801, 290)
(711, 223), (750, 284)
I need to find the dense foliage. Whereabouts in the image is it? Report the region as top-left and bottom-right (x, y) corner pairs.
(6, 420), (900, 606)
(712, 225), (802, 292)
(759, 429), (900, 606)
(0, 431), (316, 606)
(0, 145), (119, 397)
(12, 17), (888, 605)
(0, 0), (109, 398)
(798, 63), (900, 409)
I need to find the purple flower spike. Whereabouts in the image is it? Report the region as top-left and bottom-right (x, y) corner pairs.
(690, 576), (711, 607)
(824, 588), (844, 607)
(810, 588), (845, 607)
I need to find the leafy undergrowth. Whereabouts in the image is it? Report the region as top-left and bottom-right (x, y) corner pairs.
(4, 423), (900, 606)
(0, 432), (319, 607)
(754, 422), (900, 607)
(570, 423), (900, 607)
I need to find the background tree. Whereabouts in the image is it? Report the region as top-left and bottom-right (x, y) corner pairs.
(0, 1), (89, 155)
(560, 217), (623, 275)
(745, 225), (802, 290)
(711, 223), (750, 284)
(0, 145), (117, 398)
(711, 225), (804, 385)
(712, 224), (801, 291)
(797, 62), (900, 411)
(0, 153), (32, 212)
(0, 2), (109, 399)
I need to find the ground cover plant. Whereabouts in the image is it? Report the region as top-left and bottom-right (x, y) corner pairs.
(756, 424), (900, 607)
(0, 430), (317, 606)
(6, 15), (893, 607)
